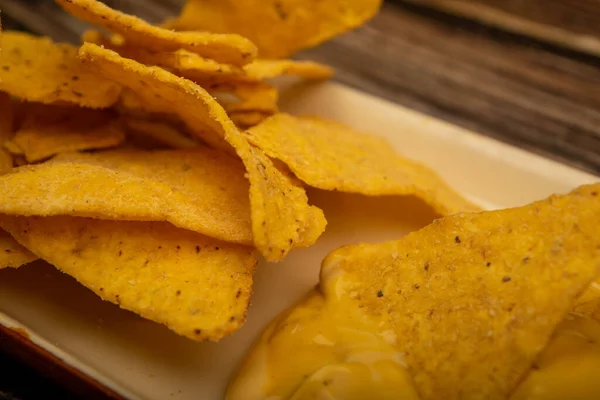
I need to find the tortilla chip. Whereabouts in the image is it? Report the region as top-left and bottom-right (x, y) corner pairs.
(57, 0), (256, 66)
(230, 111), (270, 129)
(0, 228), (37, 269)
(79, 44), (326, 260)
(243, 145), (326, 260)
(122, 118), (199, 149)
(0, 31), (120, 108)
(170, 0), (382, 58)
(0, 148), (253, 244)
(0, 215), (257, 341)
(169, 56), (331, 86)
(321, 183), (600, 399)
(81, 30), (331, 85)
(213, 83), (279, 114)
(0, 93), (15, 173)
(83, 31), (246, 85)
(14, 107), (125, 162)
(246, 114), (479, 215)
(244, 59), (333, 81)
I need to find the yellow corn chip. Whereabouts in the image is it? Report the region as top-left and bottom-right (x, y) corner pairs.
(230, 111), (270, 129)
(0, 31), (120, 108)
(14, 107), (125, 162)
(0, 215), (257, 341)
(170, 0), (382, 58)
(82, 30), (330, 85)
(321, 183), (600, 399)
(243, 59), (334, 81)
(0, 147), (252, 244)
(247, 114), (479, 215)
(79, 44), (326, 260)
(212, 82), (279, 114)
(0, 93), (15, 173)
(57, 0), (256, 66)
(122, 118), (199, 149)
(83, 31), (245, 85)
(0, 228), (37, 269)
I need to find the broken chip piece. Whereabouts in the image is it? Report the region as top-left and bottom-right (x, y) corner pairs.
(0, 31), (121, 108)
(0, 228), (37, 269)
(229, 183), (600, 400)
(246, 114), (479, 215)
(0, 215), (257, 340)
(57, 0), (257, 66)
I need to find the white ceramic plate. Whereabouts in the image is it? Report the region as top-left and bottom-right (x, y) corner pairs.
(0, 82), (597, 400)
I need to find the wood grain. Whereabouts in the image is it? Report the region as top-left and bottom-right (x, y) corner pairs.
(1, 0), (599, 176)
(406, 0), (600, 57)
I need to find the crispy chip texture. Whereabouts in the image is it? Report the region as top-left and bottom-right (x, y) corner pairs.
(0, 216), (257, 340)
(247, 114), (479, 215)
(0, 31), (120, 107)
(0, 228), (37, 269)
(171, 0), (382, 58)
(321, 183), (600, 399)
(79, 44), (326, 260)
(0, 93), (15, 173)
(57, 0), (256, 66)
(14, 107), (124, 162)
(0, 148), (253, 244)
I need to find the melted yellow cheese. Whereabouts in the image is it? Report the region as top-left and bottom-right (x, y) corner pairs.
(229, 274), (600, 400)
(227, 265), (419, 400)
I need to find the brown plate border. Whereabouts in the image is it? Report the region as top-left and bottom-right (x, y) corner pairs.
(0, 323), (126, 400)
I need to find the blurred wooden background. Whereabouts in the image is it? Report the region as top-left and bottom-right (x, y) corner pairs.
(0, 1), (600, 399)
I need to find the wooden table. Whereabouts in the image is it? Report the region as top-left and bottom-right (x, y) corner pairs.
(1, 0), (599, 398)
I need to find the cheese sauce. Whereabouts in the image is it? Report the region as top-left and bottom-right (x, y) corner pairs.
(228, 275), (600, 400)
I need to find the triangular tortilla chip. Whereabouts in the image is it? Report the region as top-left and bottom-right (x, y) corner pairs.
(0, 215), (257, 340)
(78, 44), (326, 261)
(57, 0), (256, 66)
(0, 228), (37, 269)
(321, 183), (600, 399)
(0, 148), (253, 244)
(0, 31), (120, 108)
(169, 0), (382, 58)
(247, 114), (479, 215)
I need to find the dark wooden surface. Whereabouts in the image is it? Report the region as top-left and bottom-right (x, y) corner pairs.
(2, 0), (600, 175)
(1, 0), (600, 399)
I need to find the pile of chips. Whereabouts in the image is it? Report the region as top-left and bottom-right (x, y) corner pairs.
(0, 0), (478, 341)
